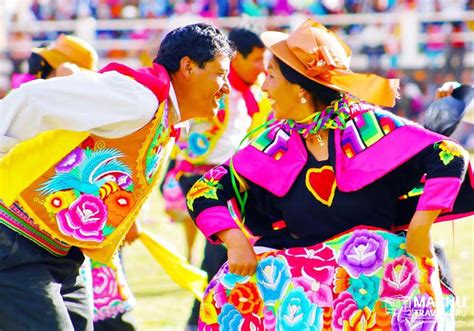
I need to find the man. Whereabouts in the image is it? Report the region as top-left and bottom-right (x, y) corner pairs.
(0, 23), (233, 331)
(166, 28), (268, 331)
(18, 33), (139, 331)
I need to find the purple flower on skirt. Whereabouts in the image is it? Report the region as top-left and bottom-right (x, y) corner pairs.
(56, 147), (85, 172)
(392, 294), (438, 331)
(338, 229), (387, 277)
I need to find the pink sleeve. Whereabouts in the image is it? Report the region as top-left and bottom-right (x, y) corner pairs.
(195, 206), (239, 244)
(416, 177), (462, 213)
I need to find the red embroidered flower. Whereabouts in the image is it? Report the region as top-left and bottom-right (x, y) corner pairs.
(227, 282), (263, 315)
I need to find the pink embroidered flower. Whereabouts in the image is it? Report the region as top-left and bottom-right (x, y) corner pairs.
(92, 266), (123, 309)
(292, 272), (334, 307)
(56, 147), (85, 172)
(263, 307), (276, 331)
(198, 322), (219, 331)
(380, 255), (418, 300)
(56, 194), (108, 242)
(213, 283), (228, 308)
(204, 166), (228, 181)
(282, 244), (336, 278)
(240, 313), (264, 331)
(332, 291), (358, 330)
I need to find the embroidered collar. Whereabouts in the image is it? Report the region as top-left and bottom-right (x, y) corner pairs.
(281, 94), (359, 139)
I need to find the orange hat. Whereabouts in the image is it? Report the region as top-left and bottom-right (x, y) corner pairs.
(261, 19), (399, 107)
(32, 34), (98, 70)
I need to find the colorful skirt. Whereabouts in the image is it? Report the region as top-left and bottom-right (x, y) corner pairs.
(198, 226), (455, 330)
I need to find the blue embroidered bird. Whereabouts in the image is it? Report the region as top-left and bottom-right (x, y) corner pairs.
(38, 148), (132, 196)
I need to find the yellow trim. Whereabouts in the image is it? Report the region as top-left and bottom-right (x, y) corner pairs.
(305, 165), (337, 207)
(0, 130), (88, 206)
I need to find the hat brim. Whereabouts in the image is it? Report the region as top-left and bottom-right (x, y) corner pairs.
(32, 47), (71, 69)
(261, 31), (344, 94)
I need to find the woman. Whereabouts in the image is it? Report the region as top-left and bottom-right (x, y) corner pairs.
(187, 20), (473, 330)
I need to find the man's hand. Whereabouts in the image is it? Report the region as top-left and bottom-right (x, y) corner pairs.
(55, 62), (82, 77)
(435, 81), (461, 100)
(124, 221), (142, 245)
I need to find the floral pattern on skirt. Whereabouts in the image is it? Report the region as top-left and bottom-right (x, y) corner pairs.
(198, 227), (455, 331)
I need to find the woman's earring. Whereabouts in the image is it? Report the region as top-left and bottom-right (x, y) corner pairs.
(300, 96), (307, 104)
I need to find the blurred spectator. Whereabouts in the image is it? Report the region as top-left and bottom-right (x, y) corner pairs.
(444, 21), (466, 81)
(7, 30), (32, 75)
(424, 22), (446, 70)
(385, 23), (401, 70)
(361, 22), (388, 72)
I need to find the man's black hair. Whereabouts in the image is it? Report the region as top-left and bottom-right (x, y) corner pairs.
(154, 23), (235, 73)
(276, 57), (340, 107)
(228, 28), (264, 58)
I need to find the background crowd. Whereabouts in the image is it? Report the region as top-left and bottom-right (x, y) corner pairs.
(3, 1), (473, 128)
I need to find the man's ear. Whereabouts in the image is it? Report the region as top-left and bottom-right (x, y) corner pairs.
(179, 56), (196, 80)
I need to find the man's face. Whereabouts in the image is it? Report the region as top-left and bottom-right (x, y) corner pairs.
(232, 47), (265, 85)
(189, 54), (231, 118)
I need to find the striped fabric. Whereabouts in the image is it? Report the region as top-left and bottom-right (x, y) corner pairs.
(0, 201), (71, 256)
(341, 110), (406, 158)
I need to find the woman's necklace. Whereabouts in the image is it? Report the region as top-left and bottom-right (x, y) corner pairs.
(281, 94), (355, 143)
(315, 133), (324, 146)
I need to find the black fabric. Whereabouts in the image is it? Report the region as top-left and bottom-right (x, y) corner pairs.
(0, 225), (93, 331)
(179, 174), (202, 195)
(189, 131), (469, 250)
(94, 311), (137, 331)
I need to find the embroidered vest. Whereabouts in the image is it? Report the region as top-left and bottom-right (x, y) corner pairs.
(13, 101), (174, 263)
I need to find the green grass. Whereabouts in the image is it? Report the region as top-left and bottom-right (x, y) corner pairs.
(124, 192), (474, 330)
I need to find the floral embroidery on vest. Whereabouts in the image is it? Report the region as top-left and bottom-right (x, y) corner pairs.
(29, 100), (172, 248)
(38, 143), (135, 242)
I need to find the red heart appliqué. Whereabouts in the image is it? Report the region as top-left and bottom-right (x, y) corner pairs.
(305, 166), (337, 206)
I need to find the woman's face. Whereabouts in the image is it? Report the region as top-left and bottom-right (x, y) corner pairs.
(262, 56), (305, 121)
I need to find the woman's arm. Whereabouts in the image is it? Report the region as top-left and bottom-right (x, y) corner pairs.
(405, 139), (468, 257)
(405, 209), (441, 258)
(187, 164), (258, 275)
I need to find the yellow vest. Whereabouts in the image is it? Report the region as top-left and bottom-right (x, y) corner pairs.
(1, 101), (173, 263)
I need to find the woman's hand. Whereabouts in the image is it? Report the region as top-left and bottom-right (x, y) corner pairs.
(217, 228), (257, 276)
(405, 210), (441, 258)
(406, 223), (433, 258)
